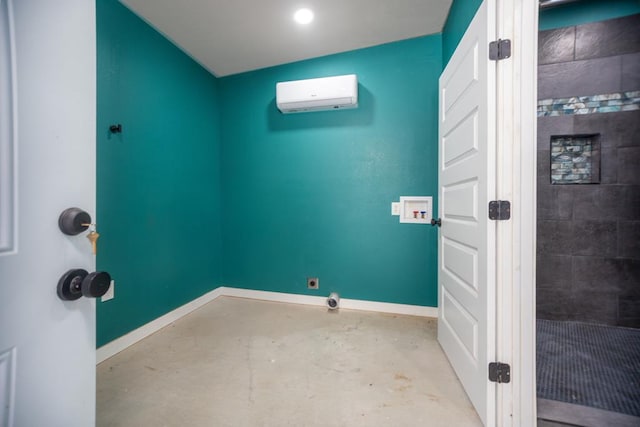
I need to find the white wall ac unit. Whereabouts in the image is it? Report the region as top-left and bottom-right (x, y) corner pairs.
(276, 74), (358, 114)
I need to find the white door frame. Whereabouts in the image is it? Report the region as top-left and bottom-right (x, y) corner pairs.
(494, 0), (538, 425)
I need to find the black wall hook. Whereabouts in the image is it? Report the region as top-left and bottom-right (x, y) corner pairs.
(109, 124), (122, 134)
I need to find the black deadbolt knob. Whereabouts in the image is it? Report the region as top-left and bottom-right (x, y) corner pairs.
(59, 207), (91, 235)
(57, 269), (89, 301)
(81, 271), (111, 298)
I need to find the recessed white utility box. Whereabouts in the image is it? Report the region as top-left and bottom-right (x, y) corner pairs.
(399, 196), (433, 224)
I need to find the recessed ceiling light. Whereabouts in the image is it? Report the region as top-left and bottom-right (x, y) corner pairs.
(293, 8), (314, 25)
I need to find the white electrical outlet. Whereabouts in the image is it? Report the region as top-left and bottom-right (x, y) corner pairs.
(102, 280), (115, 302)
(391, 202), (400, 216)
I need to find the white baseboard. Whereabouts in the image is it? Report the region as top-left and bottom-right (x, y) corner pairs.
(221, 287), (438, 318)
(96, 287), (223, 364)
(219, 287), (328, 306)
(340, 297), (438, 317)
(97, 286), (437, 364)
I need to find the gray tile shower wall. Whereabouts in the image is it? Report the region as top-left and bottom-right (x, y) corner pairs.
(574, 15), (640, 60)
(538, 57), (623, 99)
(538, 14), (640, 66)
(536, 14), (640, 328)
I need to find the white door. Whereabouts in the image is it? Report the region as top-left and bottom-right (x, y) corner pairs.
(437, 1), (497, 425)
(0, 1), (97, 426)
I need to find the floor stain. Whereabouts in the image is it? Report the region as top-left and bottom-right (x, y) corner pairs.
(394, 373), (411, 381)
(426, 393), (440, 402)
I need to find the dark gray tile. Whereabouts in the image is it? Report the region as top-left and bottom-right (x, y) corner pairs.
(574, 110), (640, 148)
(572, 256), (613, 290)
(538, 57), (622, 100)
(538, 150), (551, 186)
(618, 294), (640, 328)
(612, 110), (640, 148)
(621, 53), (640, 92)
(537, 220), (574, 255)
(537, 420), (577, 427)
(600, 148), (618, 184)
(619, 221), (640, 258)
(537, 115), (574, 150)
(618, 147), (640, 184)
(537, 254), (573, 289)
(539, 27), (575, 65)
(575, 14), (640, 60)
(571, 185), (613, 220)
(572, 220), (617, 257)
(538, 185), (574, 220)
(616, 259), (640, 294)
(618, 185), (640, 220)
(536, 288), (573, 321)
(569, 290), (618, 325)
(573, 257), (640, 293)
(572, 114), (612, 148)
(556, 188), (576, 219)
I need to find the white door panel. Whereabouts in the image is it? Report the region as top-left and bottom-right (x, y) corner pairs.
(443, 115), (479, 167)
(442, 179), (479, 221)
(437, 1), (497, 425)
(0, 1), (96, 426)
(441, 44), (479, 120)
(441, 287), (479, 359)
(442, 238), (478, 293)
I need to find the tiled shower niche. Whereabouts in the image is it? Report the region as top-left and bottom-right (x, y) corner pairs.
(550, 134), (600, 184)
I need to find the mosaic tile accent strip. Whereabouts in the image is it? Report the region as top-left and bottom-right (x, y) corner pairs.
(538, 91), (640, 117)
(550, 134), (600, 184)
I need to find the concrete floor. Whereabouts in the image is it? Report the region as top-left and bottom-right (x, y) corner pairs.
(97, 296), (482, 426)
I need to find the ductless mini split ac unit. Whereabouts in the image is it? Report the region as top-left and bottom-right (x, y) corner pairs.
(276, 74), (358, 114)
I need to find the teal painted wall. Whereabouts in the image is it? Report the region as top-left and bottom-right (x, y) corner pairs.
(98, 0), (640, 345)
(96, 0), (223, 346)
(219, 36), (442, 307)
(95, 0), (640, 347)
(539, 0), (640, 30)
(442, 0), (483, 67)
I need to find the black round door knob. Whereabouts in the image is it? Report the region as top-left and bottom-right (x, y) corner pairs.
(57, 269), (89, 301)
(81, 271), (111, 298)
(58, 207), (91, 235)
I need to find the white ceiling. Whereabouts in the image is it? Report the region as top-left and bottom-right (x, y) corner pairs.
(119, 0), (453, 77)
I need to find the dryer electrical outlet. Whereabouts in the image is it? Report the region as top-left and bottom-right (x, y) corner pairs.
(307, 278), (319, 289)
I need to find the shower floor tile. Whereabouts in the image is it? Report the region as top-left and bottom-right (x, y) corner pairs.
(537, 319), (640, 419)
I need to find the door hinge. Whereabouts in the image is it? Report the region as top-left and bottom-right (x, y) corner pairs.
(488, 200), (511, 220)
(488, 362), (511, 383)
(489, 39), (511, 60)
